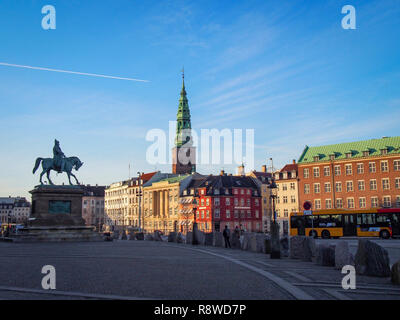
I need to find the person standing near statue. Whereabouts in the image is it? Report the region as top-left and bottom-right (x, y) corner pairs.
(53, 139), (66, 173)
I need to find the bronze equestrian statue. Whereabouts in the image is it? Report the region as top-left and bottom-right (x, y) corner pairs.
(33, 139), (84, 185)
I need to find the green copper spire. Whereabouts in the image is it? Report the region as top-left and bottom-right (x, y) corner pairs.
(175, 69), (192, 147)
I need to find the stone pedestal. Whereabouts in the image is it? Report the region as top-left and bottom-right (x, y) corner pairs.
(13, 185), (101, 242)
(270, 222), (281, 259)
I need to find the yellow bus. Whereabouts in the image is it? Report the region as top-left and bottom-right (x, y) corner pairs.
(290, 208), (400, 239)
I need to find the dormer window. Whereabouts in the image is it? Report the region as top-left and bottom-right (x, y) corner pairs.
(283, 172), (288, 179)
(225, 188), (229, 195)
(190, 189), (195, 195)
(329, 154), (335, 161)
(313, 155), (320, 162)
(274, 173), (279, 180)
(381, 148), (388, 155)
(292, 170), (297, 178)
(363, 150), (370, 157)
(345, 152), (352, 159)
(214, 189), (220, 195)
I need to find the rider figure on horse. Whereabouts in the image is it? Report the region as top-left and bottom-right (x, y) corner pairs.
(53, 139), (66, 173)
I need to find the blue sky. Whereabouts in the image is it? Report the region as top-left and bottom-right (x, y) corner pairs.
(1, 0), (399, 198)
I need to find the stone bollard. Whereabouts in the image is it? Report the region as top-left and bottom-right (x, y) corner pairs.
(230, 232), (241, 249)
(112, 230), (120, 240)
(280, 236), (289, 257)
(176, 232), (184, 243)
(355, 239), (391, 277)
(302, 237), (316, 262)
(264, 237), (272, 254)
(144, 233), (154, 241)
(391, 261), (400, 285)
(120, 231), (127, 240)
(153, 231), (163, 241)
(135, 232), (144, 241)
(168, 232), (177, 242)
(213, 232), (223, 247)
(270, 222), (281, 259)
(186, 232), (193, 244)
(335, 241), (354, 270)
(255, 234), (266, 253)
(204, 233), (213, 246)
(316, 244), (336, 266)
(289, 236), (306, 259)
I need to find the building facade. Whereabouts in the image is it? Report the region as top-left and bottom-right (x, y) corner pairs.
(298, 136), (400, 211)
(82, 185), (105, 229)
(274, 161), (299, 234)
(104, 172), (158, 228)
(0, 197), (31, 224)
(247, 165), (273, 233)
(143, 174), (193, 234)
(180, 173), (263, 234)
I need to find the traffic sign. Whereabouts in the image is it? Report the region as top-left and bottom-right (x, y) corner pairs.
(303, 210), (313, 216)
(303, 201), (312, 211)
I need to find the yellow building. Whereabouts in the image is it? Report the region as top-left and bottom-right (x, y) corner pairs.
(274, 161), (300, 234)
(247, 165), (273, 233)
(143, 174), (194, 234)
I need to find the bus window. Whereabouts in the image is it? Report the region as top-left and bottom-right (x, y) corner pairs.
(362, 213), (375, 225)
(318, 215), (330, 227)
(330, 215), (343, 227)
(305, 215), (318, 228)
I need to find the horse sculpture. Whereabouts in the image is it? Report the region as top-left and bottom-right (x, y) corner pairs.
(33, 156), (84, 185)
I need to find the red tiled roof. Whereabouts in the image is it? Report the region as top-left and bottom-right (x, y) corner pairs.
(140, 172), (158, 182)
(280, 164), (298, 173)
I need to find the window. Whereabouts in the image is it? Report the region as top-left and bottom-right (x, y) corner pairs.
(396, 196), (400, 208)
(282, 184), (287, 191)
(346, 181), (354, 192)
(359, 197), (366, 208)
(324, 166), (330, 176)
(303, 168), (309, 178)
(394, 160), (400, 171)
(215, 209), (220, 218)
(347, 198), (355, 209)
(234, 198), (238, 206)
(315, 199), (321, 210)
(383, 196), (391, 208)
(345, 164), (353, 175)
(358, 180), (365, 191)
(369, 162), (376, 173)
(291, 195), (296, 203)
(325, 199), (332, 209)
(313, 167), (320, 178)
(255, 210), (259, 218)
(226, 198), (230, 205)
(206, 198), (210, 206)
(304, 184), (310, 194)
(371, 197), (379, 208)
(234, 210), (239, 218)
(283, 196), (288, 204)
(314, 183), (320, 193)
(214, 198), (220, 205)
(324, 182), (331, 193)
(284, 209), (289, 218)
(336, 182), (342, 192)
(357, 163), (364, 174)
(381, 161), (389, 172)
(370, 179), (377, 191)
(396, 178), (400, 189)
(335, 165), (341, 176)
(382, 178), (390, 190)
(336, 198), (343, 208)
(226, 209), (231, 218)
(290, 183), (296, 190)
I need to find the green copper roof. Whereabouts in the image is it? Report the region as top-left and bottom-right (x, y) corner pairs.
(159, 175), (190, 184)
(175, 72), (192, 147)
(298, 136), (400, 164)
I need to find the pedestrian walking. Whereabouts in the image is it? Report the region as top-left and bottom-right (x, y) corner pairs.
(223, 225), (231, 248)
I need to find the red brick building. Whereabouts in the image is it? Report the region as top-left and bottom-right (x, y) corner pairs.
(298, 137), (400, 211)
(179, 173), (262, 233)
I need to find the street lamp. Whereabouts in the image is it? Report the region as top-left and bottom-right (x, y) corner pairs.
(137, 172), (143, 232)
(268, 177), (281, 259)
(192, 198), (198, 245)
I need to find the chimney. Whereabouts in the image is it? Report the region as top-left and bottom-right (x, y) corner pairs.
(237, 164), (245, 176)
(261, 165), (267, 173)
(293, 159), (296, 164)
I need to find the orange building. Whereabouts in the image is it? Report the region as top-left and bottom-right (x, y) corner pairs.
(298, 137), (400, 211)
